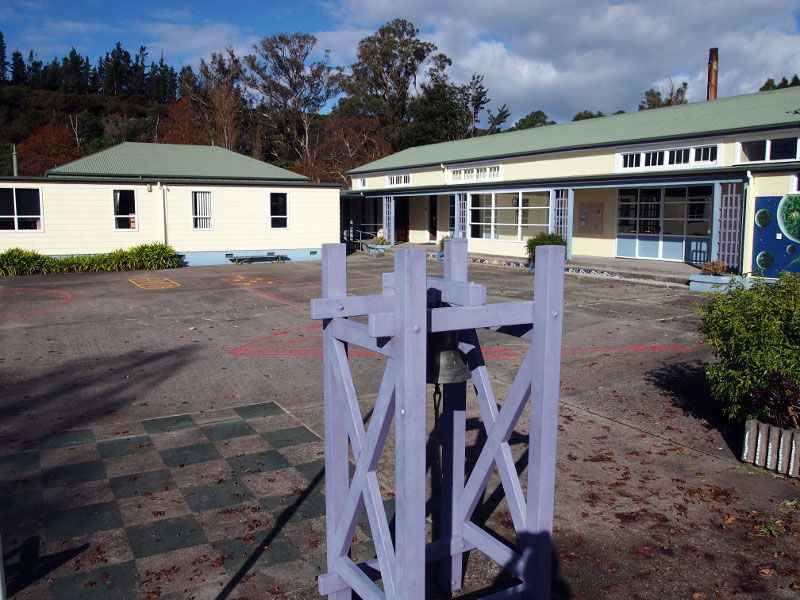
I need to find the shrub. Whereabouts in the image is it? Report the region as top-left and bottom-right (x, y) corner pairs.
(697, 273), (800, 425)
(0, 243), (180, 276)
(438, 235), (451, 252)
(372, 236), (389, 246)
(526, 232), (566, 262)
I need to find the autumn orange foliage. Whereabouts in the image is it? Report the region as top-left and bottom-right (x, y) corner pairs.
(18, 124), (85, 176)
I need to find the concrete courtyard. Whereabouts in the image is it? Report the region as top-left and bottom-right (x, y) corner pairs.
(0, 252), (798, 599)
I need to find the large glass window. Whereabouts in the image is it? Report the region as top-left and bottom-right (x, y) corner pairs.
(270, 193), (288, 228)
(617, 185), (712, 240)
(0, 188), (42, 231)
(113, 190), (137, 230)
(468, 191), (550, 240)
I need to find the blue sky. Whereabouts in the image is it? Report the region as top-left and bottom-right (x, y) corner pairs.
(2, 0), (800, 123)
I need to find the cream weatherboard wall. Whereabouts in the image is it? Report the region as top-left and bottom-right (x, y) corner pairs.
(503, 148), (614, 181)
(0, 181), (340, 263)
(164, 185), (339, 252)
(0, 182), (162, 255)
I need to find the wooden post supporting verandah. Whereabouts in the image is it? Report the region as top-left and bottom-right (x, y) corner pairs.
(311, 238), (565, 599)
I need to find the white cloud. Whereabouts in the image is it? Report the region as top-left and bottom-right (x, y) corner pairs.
(148, 7), (194, 22)
(321, 0), (800, 122)
(140, 20), (259, 68)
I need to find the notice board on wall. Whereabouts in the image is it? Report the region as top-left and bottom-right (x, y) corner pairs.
(578, 202), (604, 235)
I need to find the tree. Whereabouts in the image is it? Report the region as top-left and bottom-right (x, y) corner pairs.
(244, 32), (341, 173)
(344, 19), (438, 146)
(10, 50), (25, 85)
(161, 98), (209, 144)
(572, 110), (605, 121)
(187, 48), (246, 151)
(403, 70), (508, 146)
(638, 77), (688, 110)
(760, 74), (800, 91)
(510, 109), (555, 130)
(18, 124), (84, 175)
(0, 32), (7, 83)
(317, 115), (390, 186)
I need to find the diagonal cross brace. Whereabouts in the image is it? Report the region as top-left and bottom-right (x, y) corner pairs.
(329, 350), (398, 597)
(460, 329), (530, 533)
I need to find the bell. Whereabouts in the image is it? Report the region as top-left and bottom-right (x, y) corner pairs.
(426, 330), (472, 384)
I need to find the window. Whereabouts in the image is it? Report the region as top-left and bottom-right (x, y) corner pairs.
(617, 186), (711, 237)
(387, 173), (411, 187)
(740, 136), (798, 162)
(644, 151), (664, 167)
(622, 153), (641, 168)
(192, 192), (213, 230)
(694, 146), (717, 162)
(0, 188), (42, 231)
(447, 164), (501, 184)
(668, 149), (690, 165)
(270, 192), (288, 228)
(468, 191), (550, 240)
(770, 137), (798, 160)
(113, 190), (137, 230)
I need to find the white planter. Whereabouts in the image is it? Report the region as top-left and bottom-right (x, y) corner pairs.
(742, 419), (799, 478)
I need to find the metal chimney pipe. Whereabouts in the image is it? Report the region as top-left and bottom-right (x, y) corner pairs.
(12, 144), (18, 176)
(707, 48), (718, 101)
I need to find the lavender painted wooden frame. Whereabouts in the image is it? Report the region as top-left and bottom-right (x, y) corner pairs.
(313, 239), (565, 599)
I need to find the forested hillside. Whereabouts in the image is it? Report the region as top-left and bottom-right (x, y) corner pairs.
(0, 24), (796, 183)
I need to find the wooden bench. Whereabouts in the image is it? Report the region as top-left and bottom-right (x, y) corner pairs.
(225, 253), (290, 265)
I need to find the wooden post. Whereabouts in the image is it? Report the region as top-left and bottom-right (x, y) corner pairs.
(439, 237), (468, 592)
(322, 243), (352, 600)
(393, 248), (428, 599)
(523, 245), (565, 599)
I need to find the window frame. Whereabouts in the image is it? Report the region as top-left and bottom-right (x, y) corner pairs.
(112, 189), (138, 231)
(386, 173), (411, 187)
(0, 187), (44, 232)
(191, 190), (214, 231)
(269, 192), (289, 229)
(736, 133), (800, 164)
(618, 141), (721, 172)
(446, 163), (502, 184)
(466, 189), (551, 242)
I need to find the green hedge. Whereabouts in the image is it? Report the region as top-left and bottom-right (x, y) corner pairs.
(0, 243), (180, 276)
(697, 273), (800, 427)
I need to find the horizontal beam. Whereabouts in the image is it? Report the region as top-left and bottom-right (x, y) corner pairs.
(368, 301), (534, 338)
(310, 294), (394, 320)
(328, 318), (394, 357)
(382, 273), (486, 307)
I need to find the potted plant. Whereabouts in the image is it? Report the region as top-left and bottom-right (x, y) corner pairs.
(689, 260), (737, 292)
(525, 232), (566, 271)
(365, 235), (391, 255)
(697, 273), (800, 477)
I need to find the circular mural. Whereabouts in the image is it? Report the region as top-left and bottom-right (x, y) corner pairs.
(755, 208), (773, 227)
(756, 251), (775, 270)
(777, 195), (800, 243)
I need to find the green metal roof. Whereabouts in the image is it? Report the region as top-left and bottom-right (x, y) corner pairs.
(349, 87), (800, 174)
(47, 142), (308, 182)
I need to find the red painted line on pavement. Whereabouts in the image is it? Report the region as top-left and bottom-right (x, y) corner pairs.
(229, 323), (692, 358)
(0, 287), (73, 320)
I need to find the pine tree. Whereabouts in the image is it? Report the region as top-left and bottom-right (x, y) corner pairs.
(0, 31), (7, 82)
